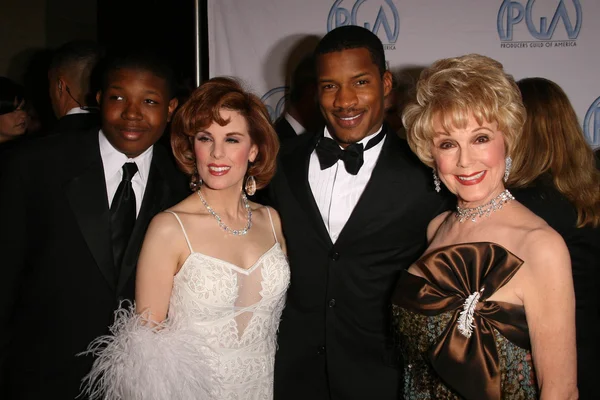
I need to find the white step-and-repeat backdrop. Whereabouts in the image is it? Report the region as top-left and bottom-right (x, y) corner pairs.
(208, 0), (599, 149)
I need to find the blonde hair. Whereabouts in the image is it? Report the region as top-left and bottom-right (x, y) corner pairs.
(402, 54), (525, 168)
(508, 77), (600, 227)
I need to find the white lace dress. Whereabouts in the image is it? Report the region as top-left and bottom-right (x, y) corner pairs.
(82, 209), (290, 400)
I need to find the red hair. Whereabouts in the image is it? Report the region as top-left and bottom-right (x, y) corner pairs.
(171, 77), (279, 190)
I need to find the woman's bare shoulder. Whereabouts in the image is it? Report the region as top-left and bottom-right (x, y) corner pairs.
(165, 192), (203, 215)
(249, 203), (281, 227)
(502, 205), (570, 280)
(427, 211), (452, 242)
(521, 225), (569, 265)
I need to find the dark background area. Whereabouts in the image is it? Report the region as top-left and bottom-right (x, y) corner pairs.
(1, 0), (206, 86)
(1, 0), (207, 133)
(98, 0), (207, 85)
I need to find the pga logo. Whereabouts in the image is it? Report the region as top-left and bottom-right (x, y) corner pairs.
(584, 96), (600, 149)
(327, 0), (399, 47)
(260, 87), (288, 122)
(497, 0), (582, 41)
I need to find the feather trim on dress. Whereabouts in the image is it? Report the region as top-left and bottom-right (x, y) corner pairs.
(80, 302), (217, 400)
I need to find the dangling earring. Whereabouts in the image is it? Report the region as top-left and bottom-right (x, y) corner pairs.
(244, 175), (257, 196)
(189, 163), (202, 192)
(432, 169), (441, 193)
(504, 156), (512, 183)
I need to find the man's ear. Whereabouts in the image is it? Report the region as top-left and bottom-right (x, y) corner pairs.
(382, 71), (393, 98)
(166, 97), (179, 122)
(96, 90), (102, 106)
(56, 77), (70, 97)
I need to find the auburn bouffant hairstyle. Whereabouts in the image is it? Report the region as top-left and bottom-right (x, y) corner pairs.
(509, 77), (600, 227)
(171, 77), (279, 190)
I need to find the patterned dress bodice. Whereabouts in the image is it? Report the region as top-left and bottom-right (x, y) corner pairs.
(392, 242), (539, 400)
(394, 308), (537, 399)
(168, 211), (290, 400)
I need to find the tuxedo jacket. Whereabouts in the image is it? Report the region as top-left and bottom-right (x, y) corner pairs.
(274, 116), (298, 142)
(0, 128), (188, 399)
(53, 112), (100, 133)
(268, 125), (450, 400)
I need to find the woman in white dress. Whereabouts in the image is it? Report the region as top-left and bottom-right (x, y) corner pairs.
(82, 77), (290, 400)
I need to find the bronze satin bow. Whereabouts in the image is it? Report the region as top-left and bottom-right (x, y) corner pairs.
(394, 242), (530, 400)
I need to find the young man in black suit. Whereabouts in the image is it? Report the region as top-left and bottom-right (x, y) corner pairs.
(0, 52), (188, 399)
(269, 26), (449, 400)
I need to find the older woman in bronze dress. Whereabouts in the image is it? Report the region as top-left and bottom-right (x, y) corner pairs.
(392, 55), (578, 399)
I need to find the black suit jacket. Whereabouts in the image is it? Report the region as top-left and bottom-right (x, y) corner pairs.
(513, 183), (600, 400)
(0, 128), (188, 399)
(274, 115), (298, 142)
(268, 125), (450, 400)
(56, 113), (100, 132)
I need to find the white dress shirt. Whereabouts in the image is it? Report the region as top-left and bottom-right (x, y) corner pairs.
(284, 112), (306, 135)
(99, 130), (153, 217)
(308, 125), (385, 242)
(65, 107), (91, 115)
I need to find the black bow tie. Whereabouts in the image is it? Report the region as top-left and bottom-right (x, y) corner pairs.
(315, 128), (386, 175)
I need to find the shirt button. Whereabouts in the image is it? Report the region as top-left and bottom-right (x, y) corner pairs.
(328, 299), (336, 308)
(317, 345), (326, 355)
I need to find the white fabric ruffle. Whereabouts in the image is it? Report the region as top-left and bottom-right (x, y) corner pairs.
(80, 303), (216, 400)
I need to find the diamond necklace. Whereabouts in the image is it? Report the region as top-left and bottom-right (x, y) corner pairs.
(455, 189), (515, 223)
(196, 190), (252, 235)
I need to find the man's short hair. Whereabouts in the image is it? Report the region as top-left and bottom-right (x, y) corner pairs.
(50, 41), (102, 106)
(314, 26), (386, 76)
(49, 40), (101, 73)
(100, 50), (177, 99)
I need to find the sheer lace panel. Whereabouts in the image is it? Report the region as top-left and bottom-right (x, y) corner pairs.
(233, 267), (264, 339)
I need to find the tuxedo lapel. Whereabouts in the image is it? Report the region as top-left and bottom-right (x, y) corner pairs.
(282, 134), (332, 247)
(336, 128), (407, 247)
(117, 150), (173, 293)
(65, 131), (116, 290)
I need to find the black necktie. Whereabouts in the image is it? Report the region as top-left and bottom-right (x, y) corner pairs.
(315, 128), (387, 175)
(110, 162), (138, 273)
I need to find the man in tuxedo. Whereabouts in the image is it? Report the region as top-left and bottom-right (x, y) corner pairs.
(0, 52), (188, 399)
(48, 41), (102, 133)
(269, 26), (449, 399)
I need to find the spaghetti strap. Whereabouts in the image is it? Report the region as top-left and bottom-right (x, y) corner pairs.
(265, 207), (278, 244)
(165, 211), (194, 254)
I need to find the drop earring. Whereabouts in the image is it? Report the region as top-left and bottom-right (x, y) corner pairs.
(244, 175), (257, 196)
(189, 163), (202, 192)
(433, 169), (441, 193)
(504, 156), (512, 183)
